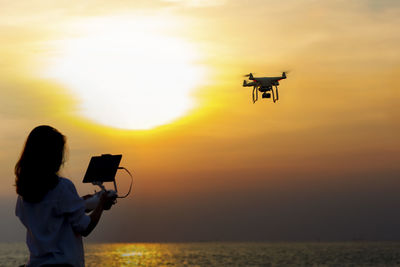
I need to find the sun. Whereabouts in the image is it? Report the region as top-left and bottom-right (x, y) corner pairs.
(43, 15), (206, 130)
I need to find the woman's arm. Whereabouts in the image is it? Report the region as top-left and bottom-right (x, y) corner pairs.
(81, 192), (107, 237)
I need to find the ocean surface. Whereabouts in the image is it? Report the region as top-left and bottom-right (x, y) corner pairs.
(1, 242), (400, 266)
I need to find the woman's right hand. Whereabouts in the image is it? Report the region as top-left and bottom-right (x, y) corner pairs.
(82, 194), (94, 200)
(99, 191), (108, 204)
(99, 191), (117, 210)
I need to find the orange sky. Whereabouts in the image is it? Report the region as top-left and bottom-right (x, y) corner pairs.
(0, 0), (399, 241)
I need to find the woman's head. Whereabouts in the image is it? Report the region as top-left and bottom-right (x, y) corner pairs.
(15, 125), (66, 202)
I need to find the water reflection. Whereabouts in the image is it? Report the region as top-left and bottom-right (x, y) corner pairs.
(84, 242), (400, 267)
(5, 242), (400, 266)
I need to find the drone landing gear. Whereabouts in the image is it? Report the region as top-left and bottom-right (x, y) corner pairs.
(252, 86), (258, 103)
(253, 86), (279, 103)
(271, 85), (279, 103)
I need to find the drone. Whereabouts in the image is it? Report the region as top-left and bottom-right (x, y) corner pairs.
(243, 72), (287, 103)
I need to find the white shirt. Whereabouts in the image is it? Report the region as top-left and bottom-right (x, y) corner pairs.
(16, 177), (91, 267)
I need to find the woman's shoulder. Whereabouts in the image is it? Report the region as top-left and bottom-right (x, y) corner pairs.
(55, 177), (79, 194)
(58, 177), (74, 186)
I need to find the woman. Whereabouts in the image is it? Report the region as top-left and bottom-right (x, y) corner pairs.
(15, 125), (115, 267)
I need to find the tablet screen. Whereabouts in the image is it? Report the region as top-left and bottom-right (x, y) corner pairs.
(83, 154), (122, 183)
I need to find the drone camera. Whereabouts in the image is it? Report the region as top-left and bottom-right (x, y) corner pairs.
(262, 92), (271, 99)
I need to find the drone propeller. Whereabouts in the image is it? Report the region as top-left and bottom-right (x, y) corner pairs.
(280, 70), (291, 79)
(243, 73), (255, 77)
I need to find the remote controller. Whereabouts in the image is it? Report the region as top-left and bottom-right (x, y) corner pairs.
(104, 190), (117, 210)
(84, 190), (118, 211)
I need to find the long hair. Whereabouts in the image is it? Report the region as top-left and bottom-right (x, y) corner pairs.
(15, 125), (66, 203)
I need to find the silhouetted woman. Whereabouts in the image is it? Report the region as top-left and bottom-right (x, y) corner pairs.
(15, 125), (114, 267)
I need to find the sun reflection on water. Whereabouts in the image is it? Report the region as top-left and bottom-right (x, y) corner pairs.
(85, 243), (224, 266)
(3, 242), (400, 266)
(83, 242), (400, 267)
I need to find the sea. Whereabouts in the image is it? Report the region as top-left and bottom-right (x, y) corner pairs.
(1, 242), (400, 266)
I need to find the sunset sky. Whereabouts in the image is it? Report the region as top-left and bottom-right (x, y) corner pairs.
(0, 0), (399, 242)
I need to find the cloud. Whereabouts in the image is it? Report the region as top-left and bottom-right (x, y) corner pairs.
(365, 0), (400, 10)
(160, 0), (226, 7)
